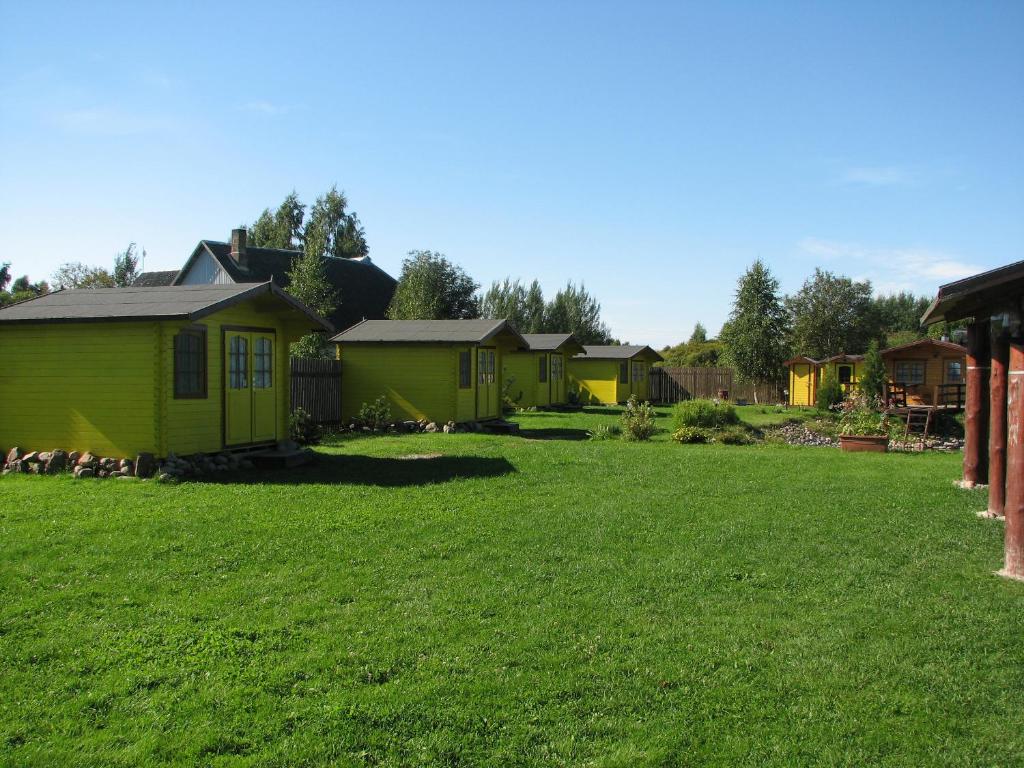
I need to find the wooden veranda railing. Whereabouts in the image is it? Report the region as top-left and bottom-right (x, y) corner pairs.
(648, 367), (785, 404)
(290, 358), (342, 424)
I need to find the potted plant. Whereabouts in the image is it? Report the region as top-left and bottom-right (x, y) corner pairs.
(837, 390), (891, 453)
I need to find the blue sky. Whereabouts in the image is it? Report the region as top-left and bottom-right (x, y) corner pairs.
(1, 1), (1021, 346)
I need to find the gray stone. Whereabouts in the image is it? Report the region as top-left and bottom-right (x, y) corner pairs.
(425, 422), (439, 433)
(5, 447), (23, 466)
(134, 452), (156, 478)
(77, 452), (98, 468)
(68, 451), (81, 465)
(98, 470), (109, 479)
(22, 451), (40, 464)
(38, 452), (52, 464)
(46, 450), (69, 474)
(73, 466), (95, 479)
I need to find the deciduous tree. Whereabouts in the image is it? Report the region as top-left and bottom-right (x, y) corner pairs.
(785, 269), (877, 358)
(51, 263), (115, 289)
(720, 260), (789, 402)
(387, 251), (480, 320)
(113, 243), (141, 287)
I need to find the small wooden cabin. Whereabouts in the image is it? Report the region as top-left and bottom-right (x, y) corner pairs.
(503, 333), (585, 408)
(881, 338), (966, 406)
(0, 282), (331, 457)
(784, 356), (820, 406)
(331, 319), (527, 424)
(568, 345), (664, 405)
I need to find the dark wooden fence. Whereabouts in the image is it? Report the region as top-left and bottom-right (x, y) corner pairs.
(649, 366), (785, 405)
(290, 358), (342, 424)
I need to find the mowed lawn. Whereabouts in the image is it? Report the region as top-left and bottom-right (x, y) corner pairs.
(1, 407), (1022, 766)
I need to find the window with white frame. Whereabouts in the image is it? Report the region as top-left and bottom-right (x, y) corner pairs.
(894, 360), (925, 385)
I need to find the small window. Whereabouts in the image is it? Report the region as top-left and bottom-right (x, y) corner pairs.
(838, 365), (852, 384)
(478, 350), (486, 383)
(946, 360), (962, 383)
(254, 337), (273, 389)
(632, 362), (645, 382)
(619, 362), (628, 383)
(488, 350), (496, 383)
(229, 335), (249, 389)
(894, 360), (925, 385)
(551, 355), (562, 380)
(459, 350), (471, 388)
(539, 356), (548, 383)
(174, 328), (207, 398)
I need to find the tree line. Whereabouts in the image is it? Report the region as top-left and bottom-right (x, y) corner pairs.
(0, 245), (141, 306)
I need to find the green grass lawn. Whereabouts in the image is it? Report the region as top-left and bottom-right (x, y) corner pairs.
(2, 408), (1021, 766)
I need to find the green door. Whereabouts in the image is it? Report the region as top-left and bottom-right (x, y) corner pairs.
(550, 353), (564, 403)
(476, 347), (498, 419)
(225, 330), (278, 446)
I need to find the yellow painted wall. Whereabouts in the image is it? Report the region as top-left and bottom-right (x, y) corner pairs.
(340, 344), (459, 424)
(0, 300), (305, 458)
(788, 364), (815, 406)
(884, 352), (965, 405)
(626, 360), (650, 401)
(503, 351), (554, 408)
(160, 302), (298, 455)
(0, 322), (160, 457)
(568, 358), (620, 404)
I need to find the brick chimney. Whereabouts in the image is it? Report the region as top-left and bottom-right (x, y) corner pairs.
(230, 228), (248, 270)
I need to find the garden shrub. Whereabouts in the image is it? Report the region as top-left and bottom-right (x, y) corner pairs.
(716, 426), (754, 445)
(816, 370), (844, 411)
(356, 396), (392, 432)
(289, 407), (322, 445)
(587, 424), (622, 441)
(672, 399), (739, 430)
(672, 426), (713, 444)
(621, 395), (657, 441)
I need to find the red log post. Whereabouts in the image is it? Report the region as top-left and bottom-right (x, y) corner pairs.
(1002, 339), (1024, 580)
(964, 321), (991, 486)
(989, 334), (1009, 517)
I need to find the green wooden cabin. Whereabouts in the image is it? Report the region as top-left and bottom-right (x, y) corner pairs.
(332, 319), (528, 424)
(568, 345), (664, 404)
(0, 283), (331, 458)
(503, 333), (585, 408)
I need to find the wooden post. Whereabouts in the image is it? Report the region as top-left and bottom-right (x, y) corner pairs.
(989, 334), (1009, 517)
(964, 321), (991, 486)
(1001, 339), (1024, 580)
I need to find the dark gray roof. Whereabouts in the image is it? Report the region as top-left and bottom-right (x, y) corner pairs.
(521, 333), (585, 354)
(176, 240), (396, 332)
(921, 259), (1024, 324)
(331, 319), (526, 346)
(575, 345), (664, 361)
(0, 282), (332, 331)
(132, 270), (178, 287)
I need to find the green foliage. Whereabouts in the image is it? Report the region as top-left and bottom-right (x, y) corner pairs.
(248, 191), (306, 249)
(837, 390), (890, 436)
(716, 426), (755, 445)
(859, 340), (887, 400)
(873, 292), (930, 340)
(620, 395), (658, 441)
(387, 251), (480, 320)
(113, 243), (141, 287)
(51, 262), (115, 289)
(502, 375), (523, 409)
(672, 399), (739, 430)
(0, 262), (11, 293)
(355, 396), (393, 431)
(659, 324), (725, 367)
(543, 282), (611, 344)
(289, 333), (332, 359)
(303, 186), (368, 260)
(288, 407), (322, 445)
(884, 329), (922, 348)
(480, 278), (546, 332)
(689, 322), (708, 345)
(786, 269), (878, 358)
(720, 260), (789, 393)
(587, 423), (622, 441)
(0, 267), (49, 306)
(815, 368), (845, 411)
(672, 425), (714, 443)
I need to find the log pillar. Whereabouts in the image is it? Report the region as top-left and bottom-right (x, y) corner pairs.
(988, 334), (1009, 517)
(964, 321), (991, 486)
(1002, 339), (1024, 580)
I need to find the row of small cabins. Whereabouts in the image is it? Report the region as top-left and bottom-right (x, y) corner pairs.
(784, 338), (968, 408)
(0, 283), (662, 458)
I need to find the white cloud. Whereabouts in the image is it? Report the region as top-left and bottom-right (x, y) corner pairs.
(839, 166), (916, 187)
(797, 237), (983, 295)
(239, 100), (293, 116)
(52, 107), (166, 136)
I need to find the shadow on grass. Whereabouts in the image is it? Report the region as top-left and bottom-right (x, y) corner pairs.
(201, 453), (516, 487)
(517, 427), (591, 441)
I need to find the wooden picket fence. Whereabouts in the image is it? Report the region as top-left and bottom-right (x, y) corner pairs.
(290, 358), (342, 424)
(648, 366), (784, 405)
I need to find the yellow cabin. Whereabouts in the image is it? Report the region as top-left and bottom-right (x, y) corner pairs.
(503, 333), (585, 408)
(0, 282), (331, 457)
(568, 345), (664, 405)
(881, 338), (966, 406)
(331, 319), (527, 424)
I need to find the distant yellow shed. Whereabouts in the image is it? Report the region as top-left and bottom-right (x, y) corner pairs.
(503, 333), (585, 408)
(568, 345), (664, 405)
